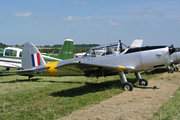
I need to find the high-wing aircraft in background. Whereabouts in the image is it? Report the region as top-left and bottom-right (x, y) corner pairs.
(0, 38), (74, 70)
(2, 40), (175, 91)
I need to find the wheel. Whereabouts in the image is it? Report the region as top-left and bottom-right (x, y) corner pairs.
(173, 67), (179, 71)
(168, 69), (174, 73)
(139, 78), (148, 86)
(122, 82), (133, 91)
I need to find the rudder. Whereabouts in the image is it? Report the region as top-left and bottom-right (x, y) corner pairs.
(58, 38), (74, 60)
(22, 42), (46, 69)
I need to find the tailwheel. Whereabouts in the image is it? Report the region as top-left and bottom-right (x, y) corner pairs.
(122, 82), (133, 91)
(173, 67), (179, 71)
(139, 78), (148, 86)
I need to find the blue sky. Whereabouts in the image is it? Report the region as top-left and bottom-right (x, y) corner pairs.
(1, 0), (180, 47)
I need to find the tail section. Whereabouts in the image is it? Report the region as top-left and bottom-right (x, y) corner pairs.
(58, 38), (74, 60)
(130, 39), (143, 48)
(22, 42), (46, 70)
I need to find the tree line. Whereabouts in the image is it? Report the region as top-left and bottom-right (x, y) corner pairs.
(0, 43), (100, 54)
(40, 44), (100, 54)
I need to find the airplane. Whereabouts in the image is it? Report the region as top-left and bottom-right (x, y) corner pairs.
(0, 38), (74, 70)
(2, 40), (175, 91)
(75, 38), (143, 58)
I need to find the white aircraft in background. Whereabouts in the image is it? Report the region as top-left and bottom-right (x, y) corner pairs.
(0, 38), (74, 70)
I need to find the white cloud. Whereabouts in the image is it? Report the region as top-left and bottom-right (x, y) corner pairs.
(64, 16), (84, 21)
(85, 16), (93, 20)
(12, 12), (35, 17)
(71, 1), (87, 4)
(124, 7), (163, 17)
(107, 20), (125, 26)
(63, 16), (95, 21)
(124, 7), (154, 15)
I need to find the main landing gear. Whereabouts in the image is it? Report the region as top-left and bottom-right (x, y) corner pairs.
(135, 72), (148, 86)
(119, 71), (133, 91)
(171, 64), (179, 72)
(118, 71), (148, 91)
(167, 66), (174, 73)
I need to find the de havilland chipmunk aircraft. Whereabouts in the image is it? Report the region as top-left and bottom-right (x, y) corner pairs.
(0, 38), (74, 70)
(2, 40), (176, 91)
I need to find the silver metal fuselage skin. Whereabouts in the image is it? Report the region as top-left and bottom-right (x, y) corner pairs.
(171, 50), (180, 64)
(55, 46), (170, 76)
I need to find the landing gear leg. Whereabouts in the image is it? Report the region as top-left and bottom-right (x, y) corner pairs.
(28, 76), (33, 81)
(172, 64), (179, 71)
(135, 72), (148, 86)
(167, 66), (174, 73)
(6, 67), (10, 71)
(118, 71), (133, 91)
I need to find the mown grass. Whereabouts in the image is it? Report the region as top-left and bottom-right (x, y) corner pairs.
(152, 88), (180, 120)
(152, 68), (180, 120)
(0, 67), (166, 120)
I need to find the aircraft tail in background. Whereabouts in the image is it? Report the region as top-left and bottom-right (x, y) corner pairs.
(130, 38), (143, 48)
(58, 38), (74, 60)
(22, 42), (46, 70)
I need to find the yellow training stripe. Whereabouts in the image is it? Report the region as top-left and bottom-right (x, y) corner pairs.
(113, 66), (125, 72)
(46, 61), (59, 76)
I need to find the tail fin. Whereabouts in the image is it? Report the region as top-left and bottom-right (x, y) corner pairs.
(22, 42), (46, 69)
(58, 38), (74, 60)
(130, 39), (143, 48)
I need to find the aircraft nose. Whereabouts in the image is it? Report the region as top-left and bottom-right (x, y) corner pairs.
(169, 47), (176, 55)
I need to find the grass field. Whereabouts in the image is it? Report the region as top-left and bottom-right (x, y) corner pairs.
(152, 87), (180, 120)
(0, 67), (168, 120)
(151, 67), (180, 120)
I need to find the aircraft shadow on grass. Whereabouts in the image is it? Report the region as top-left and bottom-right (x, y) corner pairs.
(50, 78), (159, 97)
(135, 86), (159, 90)
(50, 79), (123, 97)
(0, 78), (42, 83)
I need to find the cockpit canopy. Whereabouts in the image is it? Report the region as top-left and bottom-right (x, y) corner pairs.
(83, 41), (128, 57)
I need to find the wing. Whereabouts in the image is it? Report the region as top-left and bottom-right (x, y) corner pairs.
(0, 58), (21, 68)
(55, 62), (135, 77)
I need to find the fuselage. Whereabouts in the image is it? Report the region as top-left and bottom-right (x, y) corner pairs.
(28, 45), (171, 77)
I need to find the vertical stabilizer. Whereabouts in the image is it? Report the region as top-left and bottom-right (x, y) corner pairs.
(130, 39), (143, 48)
(22, 42), (46, 69)
(58, 38), (74, 60)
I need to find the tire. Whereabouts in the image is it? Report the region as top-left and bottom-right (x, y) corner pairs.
(173, 67), (179, 71)
(122, 82), (133, 91)
(139, 78), (148, 86)
(168, 69), (174, 73)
